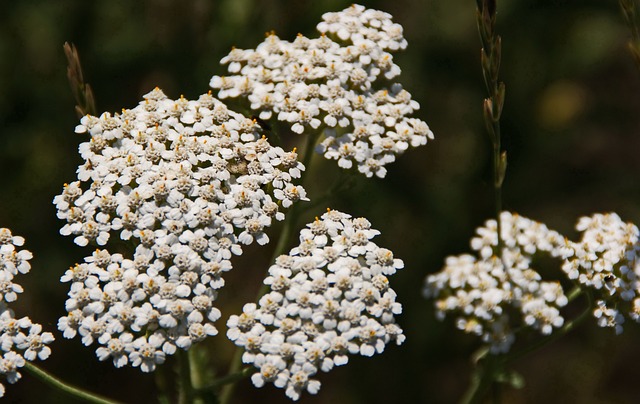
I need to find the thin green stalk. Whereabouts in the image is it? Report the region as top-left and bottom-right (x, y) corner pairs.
(565, 285), (583, 303)
(460, 354), (499, 404)
(461, 289), (593, 404)
(468, 3), (514, 402)
(476, 0), (507, 252)
(154, 363), (171, 404)
(218, 129), (322, 404)
(177, 350), (194, 404)
(461, 365), (483, 404)
(306, 169), (357, 212)
(63, 42), (96, 118)
(204, 367), (253, 390)
(299, 128), (322, 181)
(217, 344), (245, 404)
(507, 290), (592, 362)
(24, 362), (121, 404)
(619, 0), (640, 71)
(188, 345), (204, 392)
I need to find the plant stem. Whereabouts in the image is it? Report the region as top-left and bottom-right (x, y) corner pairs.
(460, 354), (495, 404)
(565, 285), (583, 303)
(507, 291), (592, 362)
(188, 346), (204, 393)
(63, 42), (96, 118)
(476, 0), (507, 251)
(23, 362), (121, 404)
(217, 345), (244, 404)
(619, 0), (640, 71)
(461, 290), (592, 404)
(177, 350), (194, 404)
(154, 363), (171, 404)
(205, 367), (254, 389)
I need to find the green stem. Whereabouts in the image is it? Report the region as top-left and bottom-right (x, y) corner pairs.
(188, 346), (217, 404)
(619, 0), (640, 71)
(507, 291), (592, 363)
(300, 127), (323, 184)
(154, 355), (171, 404)
(177, 350), (194, 404)
(461, 289), (593, 404)
(493, 142), (503, 252)
(460, 354), (499, 404)
(306, 169), (357, 212)
(565, 285), (583, 303)
(460, 366), (483, 404)
(217, 344), (244, 404)
(188, 345), (203, 392)
(23, 362), (121, 404)
(477, 0), (506, 252)
(205, 367), (253, 390)
(63, 42), (96, 118)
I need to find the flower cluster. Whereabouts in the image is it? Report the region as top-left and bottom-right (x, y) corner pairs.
(54, 88), (307, 371)
(210, 4), (433, 178)
(0, 228), (54, 397)
(561, 213), (640, 334)
(424, 212), (569, 353)
(226, 210), (405, 400)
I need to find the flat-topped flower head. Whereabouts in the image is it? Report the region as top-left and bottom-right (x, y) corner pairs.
(424, 212), (569, 354)
(227, 209), (405, 400)
(562, 213), (640, 334)
(54, 88), (307, 371)
(210, 5), (433, 178)
(0, 229), (54, 397)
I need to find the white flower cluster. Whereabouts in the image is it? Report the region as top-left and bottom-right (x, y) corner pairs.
(226, 210), (405, 400)
(424, 212), (569, 354)
(210, 4), (433, 178)
(561, 213), (640, 334)
(54, 88), (307, 372)
(0, 228), (54, 397)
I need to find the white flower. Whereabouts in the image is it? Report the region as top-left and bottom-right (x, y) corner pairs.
(0, 271), (22, 303)
(285, 363), (321, 401)
(0, 351), (25, 385)
(562, 213), (640, 332)
(274, 184), (309, 208)
(250, 354), (288, 388)
(58, 309), (84, 339)
(227, 210), (405, 400)
(424, 212), (570, 353)
(55, 89), (308, 371)
(0, 229), (55, 396)
(95, 333), (134, 368)
(211, 5), (433, 178)
(129, 333), (166, 372)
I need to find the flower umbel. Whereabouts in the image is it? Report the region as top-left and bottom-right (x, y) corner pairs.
(562, 213), (640, 334)
(0, 228), (55, 397)
(424, 212), (569, 354)
(54, 88), (307, 371)
(210, 4), (434, 178)
(226, 210), (405, 400)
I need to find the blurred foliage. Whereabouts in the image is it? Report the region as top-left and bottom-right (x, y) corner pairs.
(1, 0), (640, 403)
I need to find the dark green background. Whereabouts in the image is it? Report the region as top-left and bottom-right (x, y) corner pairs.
(1, 0), (640, 402)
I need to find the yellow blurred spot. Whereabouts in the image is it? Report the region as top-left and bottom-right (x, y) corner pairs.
(536, 81), (587, 130)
